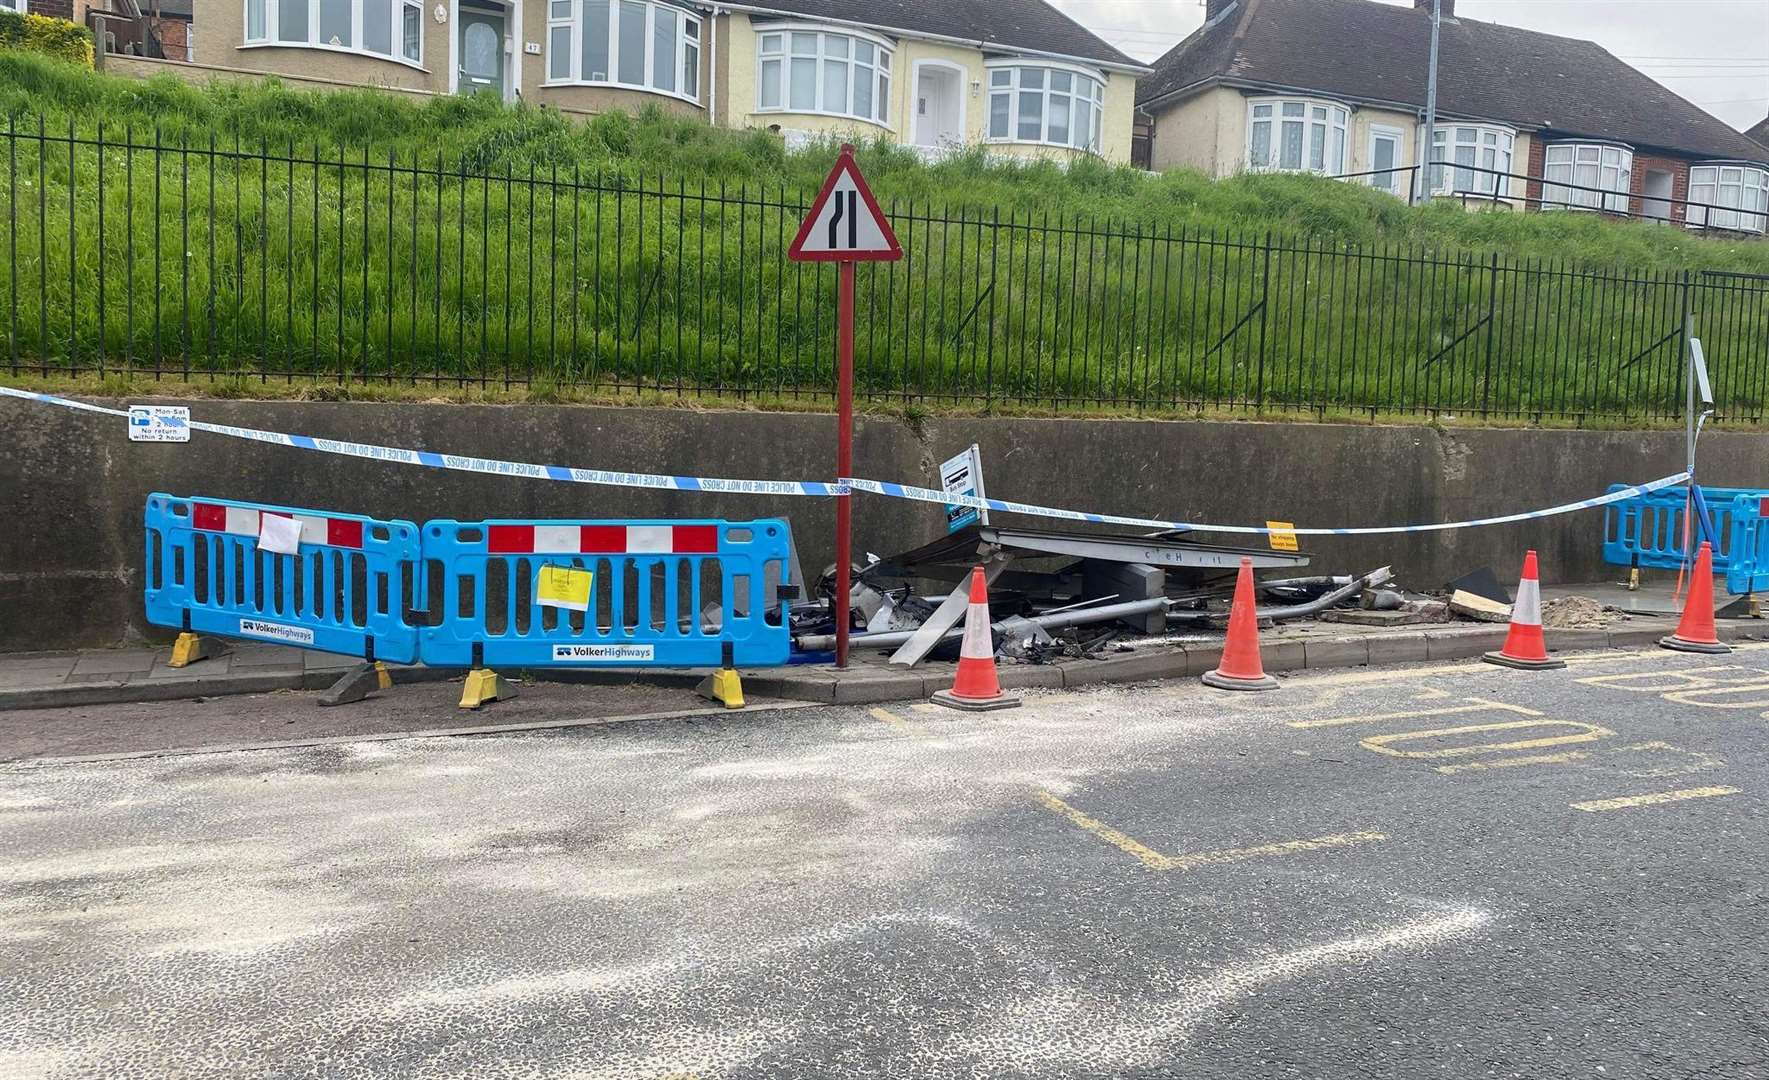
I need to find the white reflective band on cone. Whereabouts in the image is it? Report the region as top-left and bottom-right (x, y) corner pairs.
(960, 603), (993, 659)
(1513, 576), (1543, 626)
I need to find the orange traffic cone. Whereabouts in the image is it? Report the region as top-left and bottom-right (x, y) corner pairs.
(1483, 550), (1565, 670)
(931, 566), (1021, 712)
(1661, 542), (1730, 654)
(1202, 557), (1279, 691)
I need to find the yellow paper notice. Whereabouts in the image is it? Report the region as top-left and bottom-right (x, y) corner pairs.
(1265, 521), (1300, 552)
(537, 565), (592, 611)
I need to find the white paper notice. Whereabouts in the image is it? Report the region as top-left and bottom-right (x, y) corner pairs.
(258, 512), (302, 555)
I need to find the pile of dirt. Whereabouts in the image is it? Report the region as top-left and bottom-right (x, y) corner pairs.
(1541, 595), (1620, 629)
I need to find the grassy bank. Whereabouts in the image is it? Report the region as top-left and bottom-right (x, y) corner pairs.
(1, 52), (1766, 420)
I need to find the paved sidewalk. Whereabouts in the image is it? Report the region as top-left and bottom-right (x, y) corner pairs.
(8, 613), (1766, 714)
(0, 643), (441, 710)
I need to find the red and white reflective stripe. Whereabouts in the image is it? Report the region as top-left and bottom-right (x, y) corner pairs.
(486, 524), (719, 555)
(1512, 574), (1543, 627)
(191, 502), (364, 549)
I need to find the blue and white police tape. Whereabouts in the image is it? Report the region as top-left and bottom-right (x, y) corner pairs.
(843, 473), (1692, 535)
(0, 383), (1690, 534)
(0, 386), (840, 498)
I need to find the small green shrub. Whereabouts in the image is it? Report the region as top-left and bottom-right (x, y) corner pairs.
(0, 12), (94, 68)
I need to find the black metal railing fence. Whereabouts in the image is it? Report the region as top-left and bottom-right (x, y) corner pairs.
(5, 118), (1767, 423)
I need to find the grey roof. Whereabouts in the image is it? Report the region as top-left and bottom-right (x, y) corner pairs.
(1138, 0), (1768, 163)
(1749, 115), (1769, 152)
(728, 0), (1143, 69)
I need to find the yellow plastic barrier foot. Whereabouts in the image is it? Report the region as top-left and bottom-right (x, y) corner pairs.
(696, 668), (745, 710)
(319, 662), (392, 707)
(459, 668), (514, 710)
(168, 632), (230, 669)
(696, 642), (745, 709)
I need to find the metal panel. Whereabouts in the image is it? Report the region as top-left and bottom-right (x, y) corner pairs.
(143, 492), (422, 662)
(419, 518), (793, 669)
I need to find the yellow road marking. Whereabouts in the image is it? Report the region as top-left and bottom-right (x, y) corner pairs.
(1289, 696), (1542, 730)
(1434, 750), (1593, 774)
(1034, 791), (1384, 872)
(1361, 718), (1613, 760)
(1163, 831), (1387, 872)
(1034, 791), (1173, 870)
(1663, 682), (1769, 709)
(868, 707), (911, 730)
(1570, 786), (1741, 813)
(1577, 665), (1769, 693)
(1284, 663), (1493, 688)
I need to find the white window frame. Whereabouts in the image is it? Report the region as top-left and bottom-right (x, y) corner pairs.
(984, 60), (1106, 154)
(243, 0), (425, 68)
(754, 24), (892, 128)
(1688, 162), (1769, 235)
(1367, 124), (1406, 196)
(1430, 123), (1514, 199)
(1245, 96), (1347, 176)
(1542, 141), (1633, 214)
(545, 0), (701, 105)
(0, 1), (27, 13)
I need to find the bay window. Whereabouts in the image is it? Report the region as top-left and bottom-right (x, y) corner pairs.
(245, 0), (424, 66)
(1688, 163), (1769, 235)
(1246, 98), (1347, 175)
(1431, 124), (1514, 199)
(986, 63), (1105, 153)
(756, 28), (891, 126)
(548, 0), (700, 102)
(1542, 142), (1632, 213)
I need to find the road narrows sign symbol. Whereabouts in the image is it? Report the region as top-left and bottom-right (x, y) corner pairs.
(788, 145), (902, 262)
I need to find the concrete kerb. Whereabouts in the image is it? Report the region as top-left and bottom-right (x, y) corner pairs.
(5, 619), (1766, 712)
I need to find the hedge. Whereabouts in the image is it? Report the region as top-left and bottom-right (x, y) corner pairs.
(0, 11), (94, 68)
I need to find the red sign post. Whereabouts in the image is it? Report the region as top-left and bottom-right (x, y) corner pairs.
(788, 144), (903, 668)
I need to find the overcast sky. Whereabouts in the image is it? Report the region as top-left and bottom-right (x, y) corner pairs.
(1050, 0), (1769, 131)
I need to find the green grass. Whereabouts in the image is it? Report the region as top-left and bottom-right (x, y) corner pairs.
(1, 50), (1766, 421)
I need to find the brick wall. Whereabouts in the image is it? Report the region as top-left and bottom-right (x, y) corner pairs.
(1525, 138), (1545, 211)
(144, 15), (191, 61)
(30, 0), (76, 20)
(1630, 152), (1690, 225)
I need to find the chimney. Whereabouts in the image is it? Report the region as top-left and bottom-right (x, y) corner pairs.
(1205, 0), (1237, 23)
(1415, 0), (1456, 16)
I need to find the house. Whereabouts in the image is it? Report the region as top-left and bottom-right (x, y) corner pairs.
(1749, 115), (1769, 153)
(1136, 0), (1769, 235)
(74, 0), (1147, 164)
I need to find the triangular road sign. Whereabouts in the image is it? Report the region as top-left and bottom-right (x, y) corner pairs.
(788, 144), (902, 262)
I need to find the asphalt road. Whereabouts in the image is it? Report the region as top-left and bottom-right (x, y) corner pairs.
(4, 645), (1769, 1079)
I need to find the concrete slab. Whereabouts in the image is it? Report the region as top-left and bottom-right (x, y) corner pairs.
(70, 651), (156, 676)
(1261, 639), (1308, 674)
(1060, 649), (1188, 688)
(1181, 642), (1226, 677)
(1545, 629), (1611, 653)
(1303, 636), (1372, 669)
(1425, 628), (1508, 661)
(1365, 632), (1430, 666)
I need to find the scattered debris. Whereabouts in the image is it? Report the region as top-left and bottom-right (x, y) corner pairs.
(1448, 590), (1513, 623)
(1541, 595), (1621, 629)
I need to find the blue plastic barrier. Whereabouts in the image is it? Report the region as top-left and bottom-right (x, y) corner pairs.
(1727, 494), (1769, 596)
(1603, 484), (1766, 594)
(143, 493), (423, 662)
(417, 518), (794, 669)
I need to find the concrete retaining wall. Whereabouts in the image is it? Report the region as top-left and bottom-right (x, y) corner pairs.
(4, 395), (1764, 650)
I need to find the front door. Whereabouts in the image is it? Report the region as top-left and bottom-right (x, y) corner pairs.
(1368, 126), (1404, 195)
(914, 66), (962, 149)
(458, 7), (506, 98)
